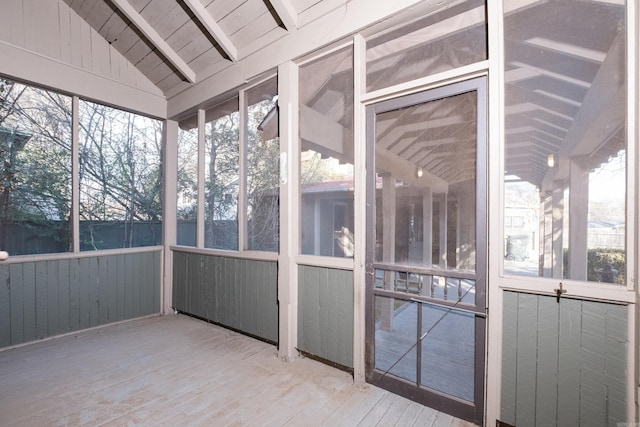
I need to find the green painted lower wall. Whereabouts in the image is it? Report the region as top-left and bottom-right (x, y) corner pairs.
(298, 265), (354, 369)
(501, 291), (627, 427)
(172, 251), (278, 343)
(0, 251), (161, 348)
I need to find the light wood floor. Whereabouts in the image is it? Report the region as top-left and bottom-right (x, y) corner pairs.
(0, 314), (475, 426)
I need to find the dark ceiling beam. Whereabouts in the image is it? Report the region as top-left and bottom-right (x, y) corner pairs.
(269, 0), (298, 31)
(182, 0), (239, 62)
(110, 0), (197, 83)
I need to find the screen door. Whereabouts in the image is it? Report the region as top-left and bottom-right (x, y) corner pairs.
(365, 77), (487, 425)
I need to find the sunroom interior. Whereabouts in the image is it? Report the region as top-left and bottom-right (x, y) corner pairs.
(0, 0), (637, 426)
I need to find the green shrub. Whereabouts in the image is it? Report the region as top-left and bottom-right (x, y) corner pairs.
(563, 248), (625, 284)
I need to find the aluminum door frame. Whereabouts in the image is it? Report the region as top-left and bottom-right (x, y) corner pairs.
(364, 77), (488, 426)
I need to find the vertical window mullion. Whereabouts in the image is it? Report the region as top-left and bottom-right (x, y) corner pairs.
(197, 109), (205, 248)
(72, 96), (80, 253)
(238, 90), (248, 251)
(625, 0), (637, 292)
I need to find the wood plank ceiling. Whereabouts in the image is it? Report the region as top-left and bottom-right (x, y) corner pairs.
(63, 0), (626, 194)
(62, 0), (346, 97)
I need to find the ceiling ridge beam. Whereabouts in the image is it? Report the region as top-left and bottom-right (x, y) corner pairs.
(269, 0), (298, 31)
(182, 0), (238, 62)
(110, 0), (196, 84)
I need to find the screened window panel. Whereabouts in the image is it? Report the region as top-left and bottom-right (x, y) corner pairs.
(246, 78), (279, 252)
(204, 98), (239, 251)
(79, 101), (163, 250)
(0, 78), (72, 255)
(503, 0), (627, 284)
(299, 46), (355, 258)
(374, 91), (478, 273)
(366, 0), (487, 92)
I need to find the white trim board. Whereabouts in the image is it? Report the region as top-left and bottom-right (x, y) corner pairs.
(0, 41), (167, 119)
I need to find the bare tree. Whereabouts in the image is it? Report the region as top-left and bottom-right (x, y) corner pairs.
(204, 111), (239, 249)
(0, 79), (72, 254)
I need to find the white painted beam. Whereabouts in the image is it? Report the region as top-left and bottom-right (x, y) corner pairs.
(0, 40), (166, 118)
(110, 0), (197, 84)
(541, 34), (625, 191)
(560, 34), (625, 157)
(182, 0), (238, 62)
(269, 0), (298, 31)
(376, 147), (449, 193)
(300, 105), (348, 156)
(168, 0), (445, 117)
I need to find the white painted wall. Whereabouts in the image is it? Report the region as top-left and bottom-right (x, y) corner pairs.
(0, 0), (166, 118)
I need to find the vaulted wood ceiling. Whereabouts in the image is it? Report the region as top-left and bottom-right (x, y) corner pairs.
(63, 0), (627, 193)
(62, 0), (347, 97)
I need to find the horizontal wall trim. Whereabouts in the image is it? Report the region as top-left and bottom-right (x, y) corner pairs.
(0, 41), (167, 119)
(295, 255), (354, 271)
(499, 277), (636, 305)
(361, 61), (489, 105)
(0, 246), (163, 265)
(170, 246), (278, 262)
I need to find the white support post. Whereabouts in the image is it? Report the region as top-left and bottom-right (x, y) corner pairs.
(277, 61), (300, 361)
(313, 200), (321, 255)
(537, 193), (544, 276)
(455, 197), (462, 270)
(626, 0), (638, 421)
(436, 193), (448, 297)
(485, 0), (506, 423)
(568, 158), (589, 281)
(439, 193), (448, 269)
(72, 96), (80, 253)
(552, 184), (564, 279)
(197, 109), (205, 248)
(163, 120), (178, 314)
(542, 191), (553, 277)
(352, 33), (367, 384)
(238, 90), (248, 251)
(423, 188), (433, 266)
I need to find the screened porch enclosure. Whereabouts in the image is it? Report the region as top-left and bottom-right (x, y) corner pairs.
(0, 0), (637, 426)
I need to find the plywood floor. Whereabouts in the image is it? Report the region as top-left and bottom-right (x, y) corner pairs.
(0, 314), (475, 426)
